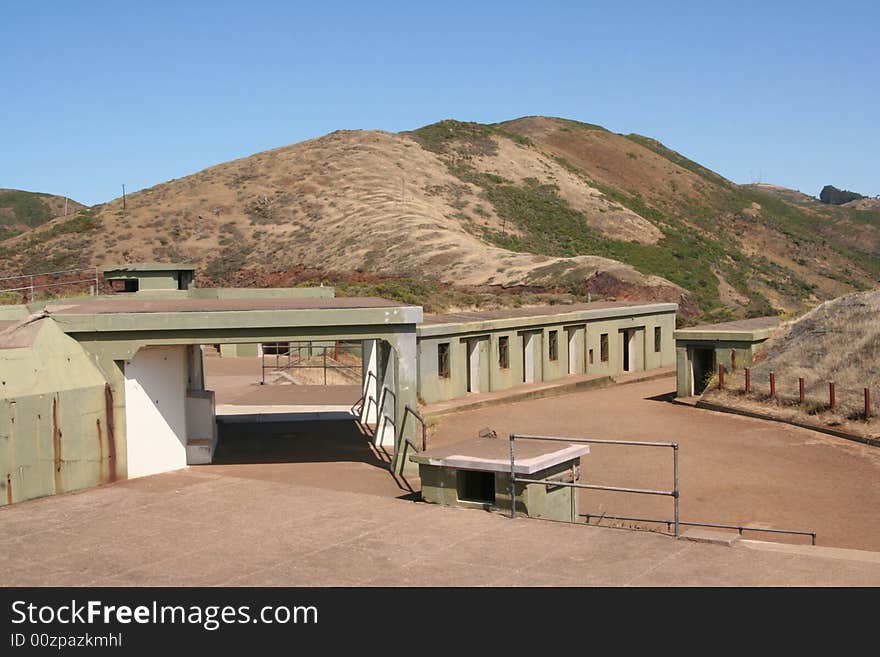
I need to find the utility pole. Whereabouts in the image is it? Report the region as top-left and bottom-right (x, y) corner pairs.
(64, 197), (68, 216)
(122, 184), (126, 211)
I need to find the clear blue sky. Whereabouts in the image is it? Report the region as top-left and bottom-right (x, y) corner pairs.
(3, 0), (878, 205)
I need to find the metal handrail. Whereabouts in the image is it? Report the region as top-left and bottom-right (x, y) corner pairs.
(378, 385), (397, 433)
(509, 433), (680, 537)
(581, 513), (817, 545)
(402, 405), (427, 452)
(352, 370), (380, 418)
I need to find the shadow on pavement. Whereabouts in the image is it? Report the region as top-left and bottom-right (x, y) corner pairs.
(213, 419), (391, 470)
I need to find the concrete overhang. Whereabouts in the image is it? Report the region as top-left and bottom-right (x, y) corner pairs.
(42, 297), (423, 337)
(417, 302), (678, 339)
(411, 436), (590, 474)
(99, 262), (196, 275)
(674, 316), (781, 344)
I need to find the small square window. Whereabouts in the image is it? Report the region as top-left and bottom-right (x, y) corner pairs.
(438, 343), (450, 378)
(600, 334), (609, 362)
(498, 336), (510, 369)
(654, 326), (662, 353)
(549, 330), (558, 361)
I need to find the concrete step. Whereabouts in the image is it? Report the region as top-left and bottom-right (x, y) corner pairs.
(186, 437), (217, 465)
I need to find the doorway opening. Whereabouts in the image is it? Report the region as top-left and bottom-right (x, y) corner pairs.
(690, 348), (716, 395)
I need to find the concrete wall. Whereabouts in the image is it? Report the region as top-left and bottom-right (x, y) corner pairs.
(494, 330), (524, 391)
(417, 337), (468, 402)
(418, 461), (579, 522)
(219, 343), (260, 358)
(0, 319), (117, 506)
(123, 345), (189, 478)
(418, 310), (676, 404)
(109, 270), (182, 291)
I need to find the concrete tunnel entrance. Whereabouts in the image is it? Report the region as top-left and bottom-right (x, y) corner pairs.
(205, 338), (414, 490)
(48, 296), (423, 482)
(124, 336), (415, 480)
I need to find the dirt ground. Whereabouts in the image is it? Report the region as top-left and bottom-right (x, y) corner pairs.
(427, 376), (880, 551)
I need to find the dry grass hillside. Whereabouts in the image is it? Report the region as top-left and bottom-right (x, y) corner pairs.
(704, 290), (880, 438)
(1, 117), (877, 319)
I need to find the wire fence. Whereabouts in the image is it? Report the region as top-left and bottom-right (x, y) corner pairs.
(0, 267), (100, 302)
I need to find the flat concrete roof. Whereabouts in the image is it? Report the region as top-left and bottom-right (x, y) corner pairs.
(42, 296), (423, 335)
(419, 301), (677, 337)
(99, 262), (196, 273)
(675, 316), (782, 342)
(45, 296), (410, 315)
(411, 436), (589, 474)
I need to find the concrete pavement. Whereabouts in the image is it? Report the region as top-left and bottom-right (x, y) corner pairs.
(2, 465), (879, 586)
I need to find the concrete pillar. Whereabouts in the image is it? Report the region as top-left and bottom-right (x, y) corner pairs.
(675, 346), (690, 397)
(386, 330), (419, 476)
(360, 339), (379, 424)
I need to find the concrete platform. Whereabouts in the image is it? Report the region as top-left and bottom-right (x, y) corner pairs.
(2, 458), (879, 586)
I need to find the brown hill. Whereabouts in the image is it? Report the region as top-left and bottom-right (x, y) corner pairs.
(1, 117), (877, 320)
(0, 189), (84, 240)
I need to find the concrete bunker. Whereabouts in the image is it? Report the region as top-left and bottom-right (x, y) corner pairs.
(417, 302), (678, 404)
(675, 317), (781, 398)
(412, 434), (589, 522)
(1, 293), (423, 506)
(100, 263), (196, 293)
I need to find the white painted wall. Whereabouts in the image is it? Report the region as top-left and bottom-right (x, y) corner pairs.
(376, 343), (396, 448)
(124, 346), (189, 478)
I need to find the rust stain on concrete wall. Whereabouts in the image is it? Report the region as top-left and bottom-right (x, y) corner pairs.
(105, 384), (118, 482)
(52, 396), (62, 493)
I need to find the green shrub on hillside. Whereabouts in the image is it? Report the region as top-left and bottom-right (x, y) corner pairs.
(0, 190), (53, 228)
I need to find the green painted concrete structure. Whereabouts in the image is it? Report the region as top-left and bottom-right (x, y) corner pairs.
(417, 302), (678, 404)
(0, 316), (117, 505)
(411, 436), (589, 522)
(1, 292), (422, 506)
(674, 316), (781, 397)
(100, 263), (196, 292)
